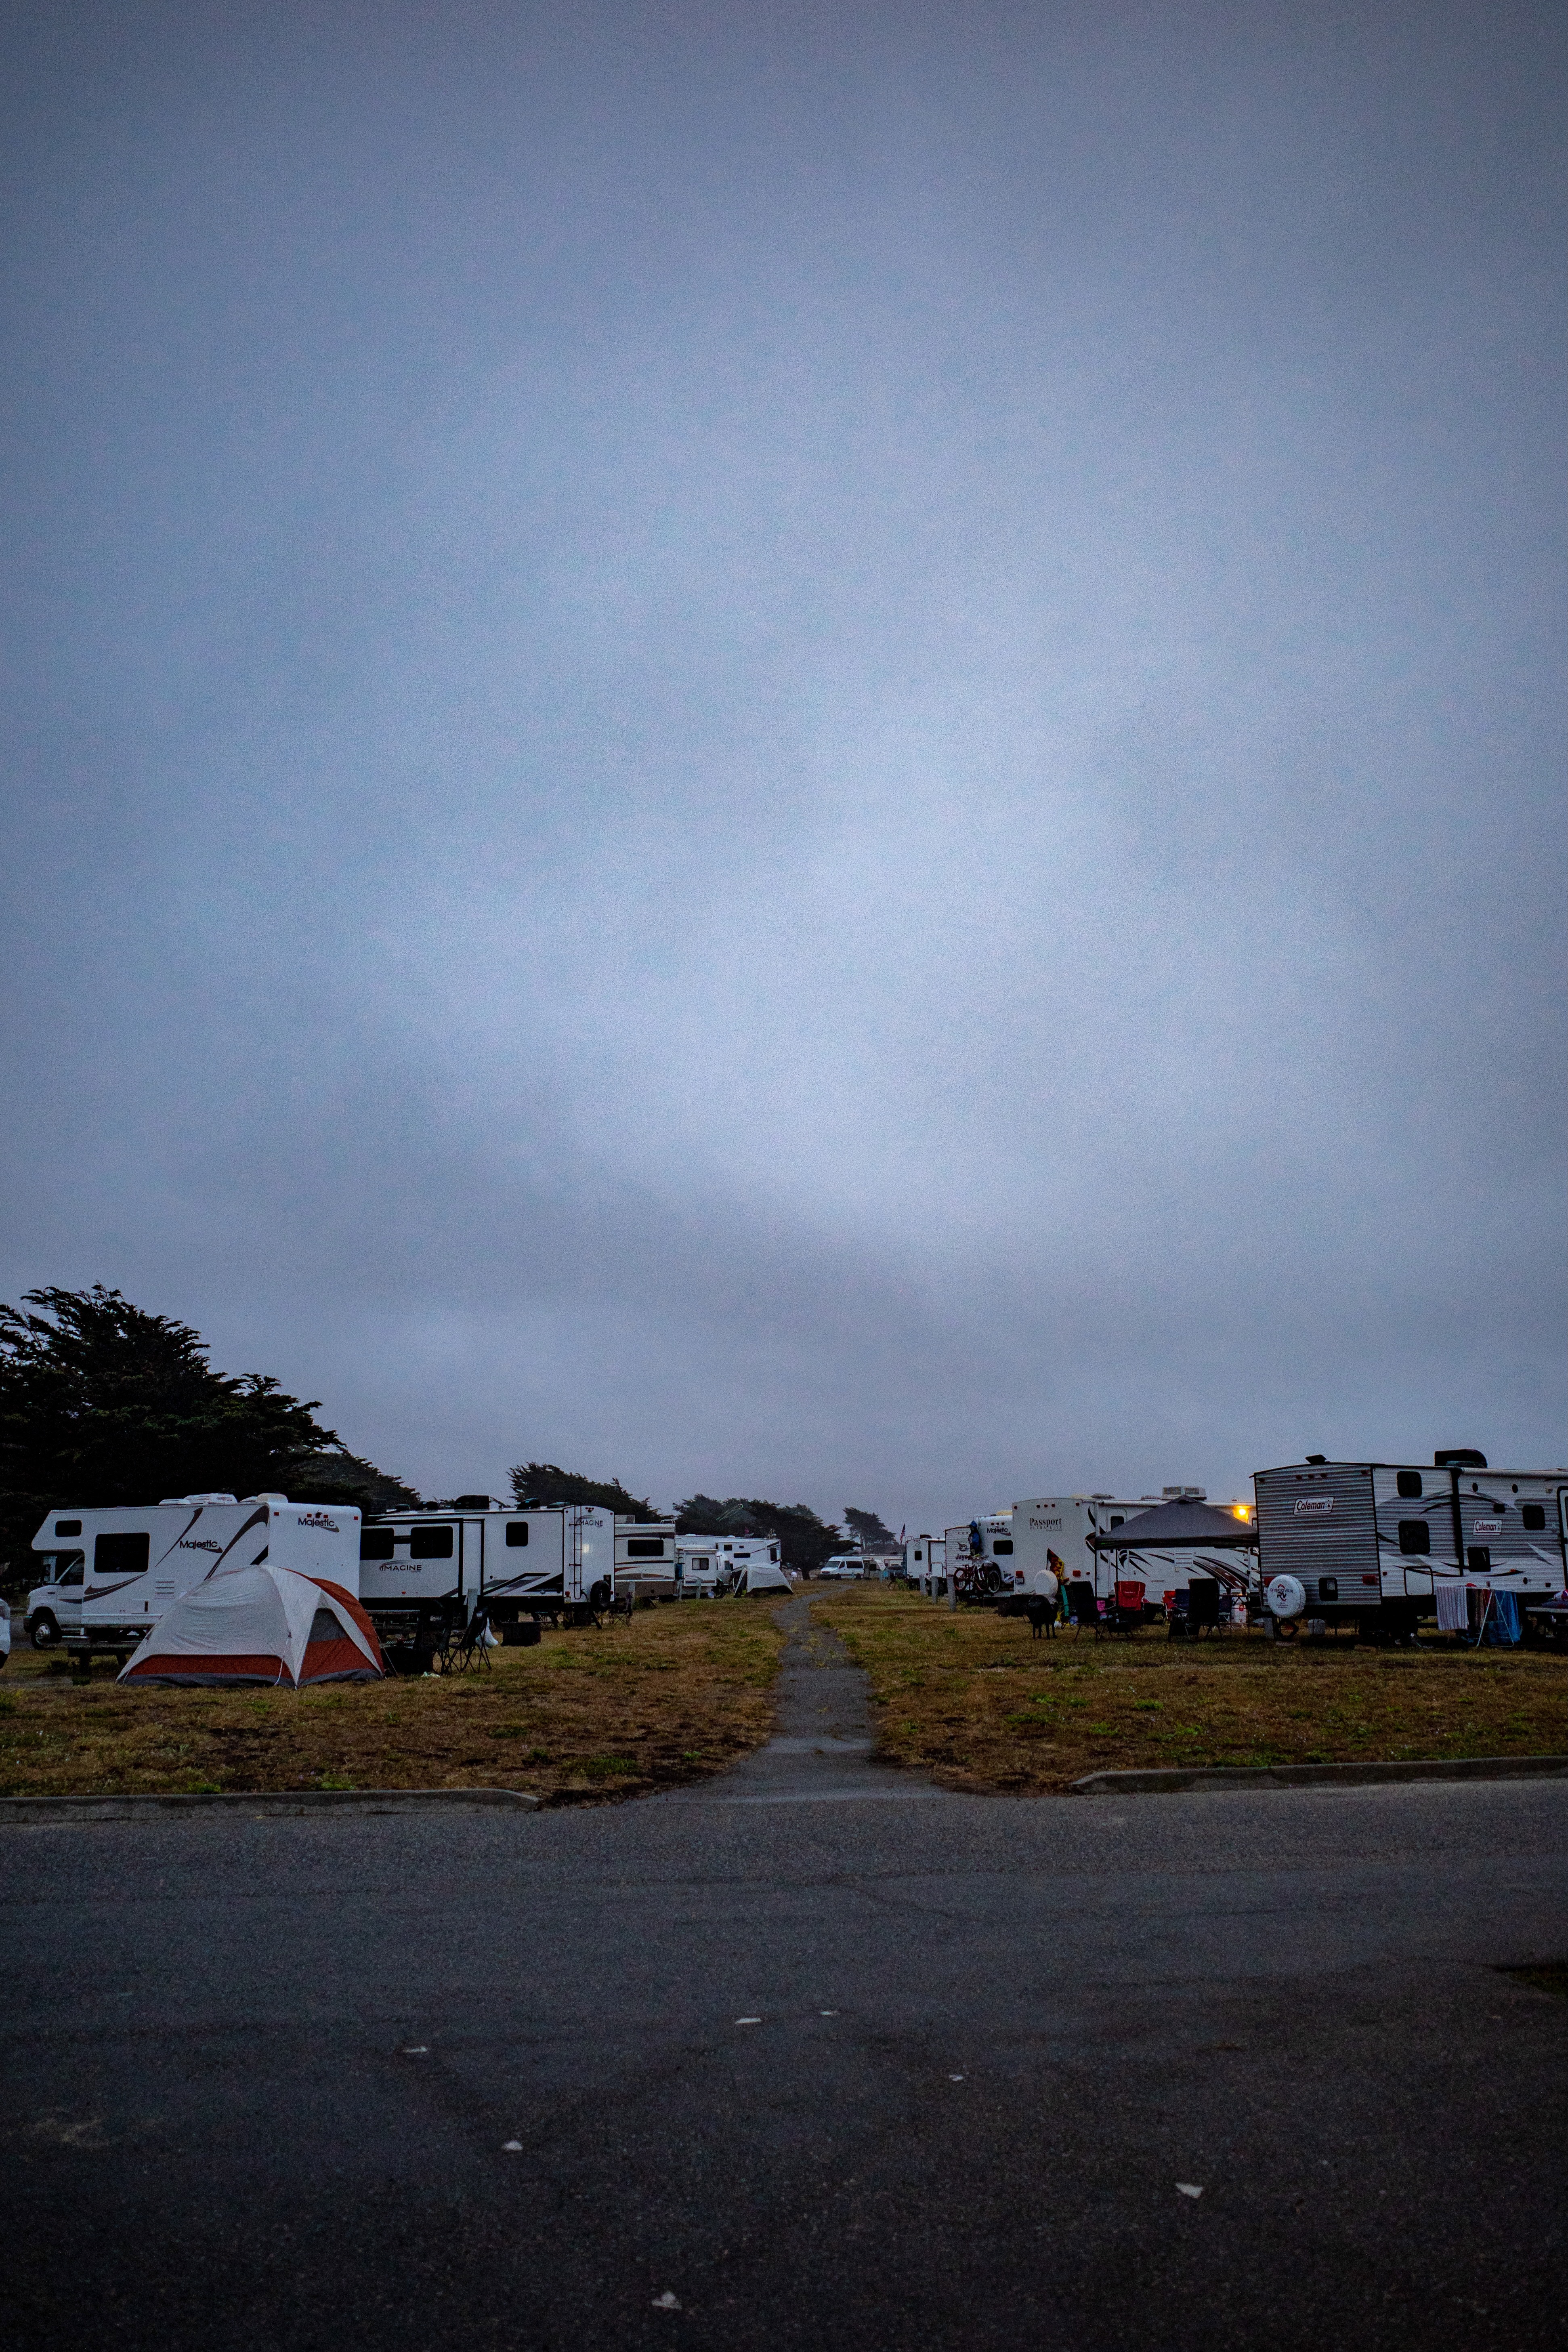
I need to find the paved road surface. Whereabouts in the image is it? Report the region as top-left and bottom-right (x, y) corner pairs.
(4, 1596), (1566, 2351)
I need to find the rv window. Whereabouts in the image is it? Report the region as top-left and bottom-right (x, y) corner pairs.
(1397, 1520), (1431, 1555)
(409, 1526), (454, 1559)
(1396, 1471), (1423, 1499)
(1521, 1504), (1546, 1532)
(54, 1519), (82, 1537)
(94, 1532), (149, 1577)
(626, 1538), (665, 1558)
(1467, 1546), (1491, 1573)
(360, 1529), (396, 1560)
(58, 1554), (84, 1586)
(992, 1538), (1014, 1555)
(505, 1522), (530, 1548)
(1109, 1516), (1124, 1529)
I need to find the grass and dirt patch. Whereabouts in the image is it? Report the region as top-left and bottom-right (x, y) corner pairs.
(0, 1599), (786, 1806)
(808, 1584), (1568, 1793)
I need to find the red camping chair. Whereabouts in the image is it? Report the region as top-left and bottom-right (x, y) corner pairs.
(1107, 1579), (1145, 1636)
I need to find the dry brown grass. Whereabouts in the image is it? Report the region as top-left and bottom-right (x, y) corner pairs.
(0, 1599), (786, 1804)
(809, 1584), (1568, 1792)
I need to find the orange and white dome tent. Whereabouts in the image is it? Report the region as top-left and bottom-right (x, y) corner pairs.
(118, 1564), (385, 1688)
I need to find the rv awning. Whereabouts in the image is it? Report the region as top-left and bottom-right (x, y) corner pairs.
(1088, 1499), (1258, 1551)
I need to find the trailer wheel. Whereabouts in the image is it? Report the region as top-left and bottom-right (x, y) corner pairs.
(29, 1612), (59, 1649)
(589, 1581), (611, 1611)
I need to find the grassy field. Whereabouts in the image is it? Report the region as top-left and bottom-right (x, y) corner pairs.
(809, 1583), (1568, 1792)
(0, 1599), (785, 1804)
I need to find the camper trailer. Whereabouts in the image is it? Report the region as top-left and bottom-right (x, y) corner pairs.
(674, 1534), (784, 1593)
(357, 1497), (614, 1660)
(614, 1520), (680, 1600)
(905, 1535), (947, 1595)
(1253, 1453), (1568, 1635)
(1012, 1492), (1256, 1615)
(31, 1496), (363, 1665)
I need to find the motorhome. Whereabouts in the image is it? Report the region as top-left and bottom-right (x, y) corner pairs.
(1253, 1452), (1568, 1635)
(1012, 1491), (1255, 1612)
(905, 1535), (947, 1596)
(943, 1514), (1023, 1598)
(31, 1495), (362, 1665)
(357, 1497), (615, 1660)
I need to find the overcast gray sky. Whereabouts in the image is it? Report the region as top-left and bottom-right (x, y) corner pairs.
(2, 0), (1563, 1525)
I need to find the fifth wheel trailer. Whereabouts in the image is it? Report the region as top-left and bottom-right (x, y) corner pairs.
(356, 1499), (615, 1661)
(1253, 1453), (1568, 1634)
(1011, 1493), (1255, 1613)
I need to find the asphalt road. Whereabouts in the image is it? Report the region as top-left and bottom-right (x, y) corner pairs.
(4, 1596), (1566, 2352)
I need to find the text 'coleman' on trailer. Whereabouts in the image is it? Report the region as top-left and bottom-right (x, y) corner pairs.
(31, 1495), (363, 1667)
(1253, 1450), (1568, 1638)
(356, 1495), (614, 1668)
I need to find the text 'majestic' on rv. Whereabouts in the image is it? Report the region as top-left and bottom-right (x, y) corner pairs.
(30, 1494), (363, 1667)
(943, 1513), (1022, 1595)
(1253, 1450), (1568, 1636)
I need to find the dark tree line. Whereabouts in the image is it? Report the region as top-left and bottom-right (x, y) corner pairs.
(1, 1285), (895, 1588)
(674, 1495), (844, 1577)
(508, 1462), (655, 1517)
(0, 1285), (418, 1579)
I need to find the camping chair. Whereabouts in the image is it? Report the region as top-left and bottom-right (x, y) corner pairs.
(437, 1602), (493, 1673)
(1066, 1581), (1100, 1636)
(1106, 1579), (1145, 1638)
(1186, 1579), (1222, 1637)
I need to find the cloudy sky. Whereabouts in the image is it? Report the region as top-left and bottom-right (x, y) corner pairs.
(2, 1), (1563, 1525)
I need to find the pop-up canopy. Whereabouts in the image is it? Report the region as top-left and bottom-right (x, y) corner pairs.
(1088, 1498), (1258, 1551)
(120, 1565), (384, 1688)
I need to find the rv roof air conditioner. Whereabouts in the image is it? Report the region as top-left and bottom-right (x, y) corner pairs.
(1433, 1449), (1487, 1469)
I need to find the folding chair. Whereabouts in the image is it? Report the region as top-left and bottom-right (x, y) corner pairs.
(439, 1602), (493, 1673)
(1186, 1579), (1222, 1637)
(1066, 1581), (1100, 1635)
(1107, 1579), (1146, 1637)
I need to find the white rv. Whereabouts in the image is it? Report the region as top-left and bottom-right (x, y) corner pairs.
(1253, 1452), (1568, 1635)
(1012, 1492), (1253, 1613)
(943, 1514), (1023, 1598)
(905, 1535), (947, 1596)
(357, 1498), (615, 1659)
(614, 1520), (680, 1599)
(674, 1534), (784, 1594)
(31, 1496), (362, 1665)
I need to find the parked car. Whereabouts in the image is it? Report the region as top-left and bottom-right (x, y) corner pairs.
(25, 1549), (85, 1647)
(819, 1555), (867, 1581)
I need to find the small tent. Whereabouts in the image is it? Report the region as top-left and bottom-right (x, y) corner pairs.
(729, 1559), (793, 1596)
(120, 1566), (385, 1688)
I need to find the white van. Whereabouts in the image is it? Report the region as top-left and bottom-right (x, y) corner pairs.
(33, 1496), (363, 1664)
